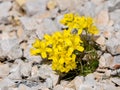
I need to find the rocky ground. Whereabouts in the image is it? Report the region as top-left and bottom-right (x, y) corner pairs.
(0, 0), (120, 90)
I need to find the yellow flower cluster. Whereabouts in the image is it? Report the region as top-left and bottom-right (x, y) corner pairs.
(30, 13), (99, 73)
(60, 13), (99, 35)
(30, 30), (84, 73)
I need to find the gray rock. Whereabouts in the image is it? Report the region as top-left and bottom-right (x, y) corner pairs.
(36, 18), (59, 39)
(113, 55), (120, 65)
(53, 85), (74, 90)
(56, 0), (71, 10)
(20, 62), (32, 77)
(0, 64), (10, 78)
(24, 44), (42, 62)
(53, 85), (64, 90)
(114, 22), (120, 31)
(18, 84), (31, 90)
(23, 0), (48, 16)
(111, 77), (120, 86)
(78, 84), (93, 90)
(60, 80), (69, 87)
(41, 88), (49, 90)
(8, 45), (22, 60)
(74, 76), (84, 90)
(39, 65), (59, 87)
(20, 17), (59, 39)
(0, 39), (22, 60)
(0, 39), (18, 53)
(103, 83), (119, 90)
(108, 0), (120, 12)
(78, 1), (96, 17)
(84, 74), (96, 86)
(20, 16), (41, 31)
(95, 35), (106, 45)
(110, 10), (120, 23)
(99, 53), (114, 68)
(0, 1), (12, 24)
(106, 37), (120, 55)
(8, 63), (21, 80)
(0, 78), (15, 88)
(111, 69), (120, 76)
(45, 78), (53, 88)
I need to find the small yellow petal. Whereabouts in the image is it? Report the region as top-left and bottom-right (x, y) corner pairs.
(30, 49), (41, 55)
(76, 46), (84, 52)
(32, 39), (41, 48)
(41, 52), (47, 58)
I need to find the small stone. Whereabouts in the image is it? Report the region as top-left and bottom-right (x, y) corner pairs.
(78, 84), (93, 90)
(108, 20), (114, 26)
(96, 35), (106, 45)
(105, 70), (111, 77)
(41, 88), (49, 90)
(99, 53), (114, 68)
(20, 62), (32, 77)
(39, 65), (59, 86)
(17, 27), (24, 38)
(53, 85), (64, 90)
(115, 31), (120, 40)
(0, 39), (15, 53)
(16, 0), (26, 6)
(110, 10), (120, 23)
(53, 85), (74, 90)
(79, 1), (96, 17)
(60, 80), (69, 87)
(110, 69), (120, 76)
(31, 65), (39, 77)
(114, 22), (120, 31)
(113, 64), (120, 69)
(18, 84), (31, 90)
(23, 0), (48, 16)
(111, 78), (120, 86)
(0, 64), (10, 78)
(8, 45), (22, 60)
(93, 72), (104, 80)
(36, 18), (59, 39)
(103, 30), (112, 39)
(106, 37), (120, 55)
(0, 1), (12, 24)
(1, 32), (9, 40)
(0, 78), (15, 88)
(56, 0), (71, 10)
(24, 45), (42, 62)
(103, 83), (119, 90)
(74, 76), (84, 90)
(45, 78), (53, 88)
(91, 0), (104, 5)
(66, 80), (74, 89)
(20, 17), (40, 31)
(84, 74), (96, 85)
(8, 63), (21, 80)
(95, 9), (109, 26)
(20, 41), (27, 50)
(113, 55), (120, 66)
(47, 0), (57, 10)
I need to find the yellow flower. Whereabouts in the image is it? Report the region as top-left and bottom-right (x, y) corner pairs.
(32, 39), (41, 48)
(88, 26), (99, 34)
(31, 40), (52, 58)
(60, 13), (74, 25)
(30, 48), (41, 55)
(86, 17), (93, 27)
(30, 13), (99, 73)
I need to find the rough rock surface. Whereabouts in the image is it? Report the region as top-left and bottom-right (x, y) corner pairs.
(0, 0), (120, 90)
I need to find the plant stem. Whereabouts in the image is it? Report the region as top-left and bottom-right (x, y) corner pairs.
(80, 60), (83, 74)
